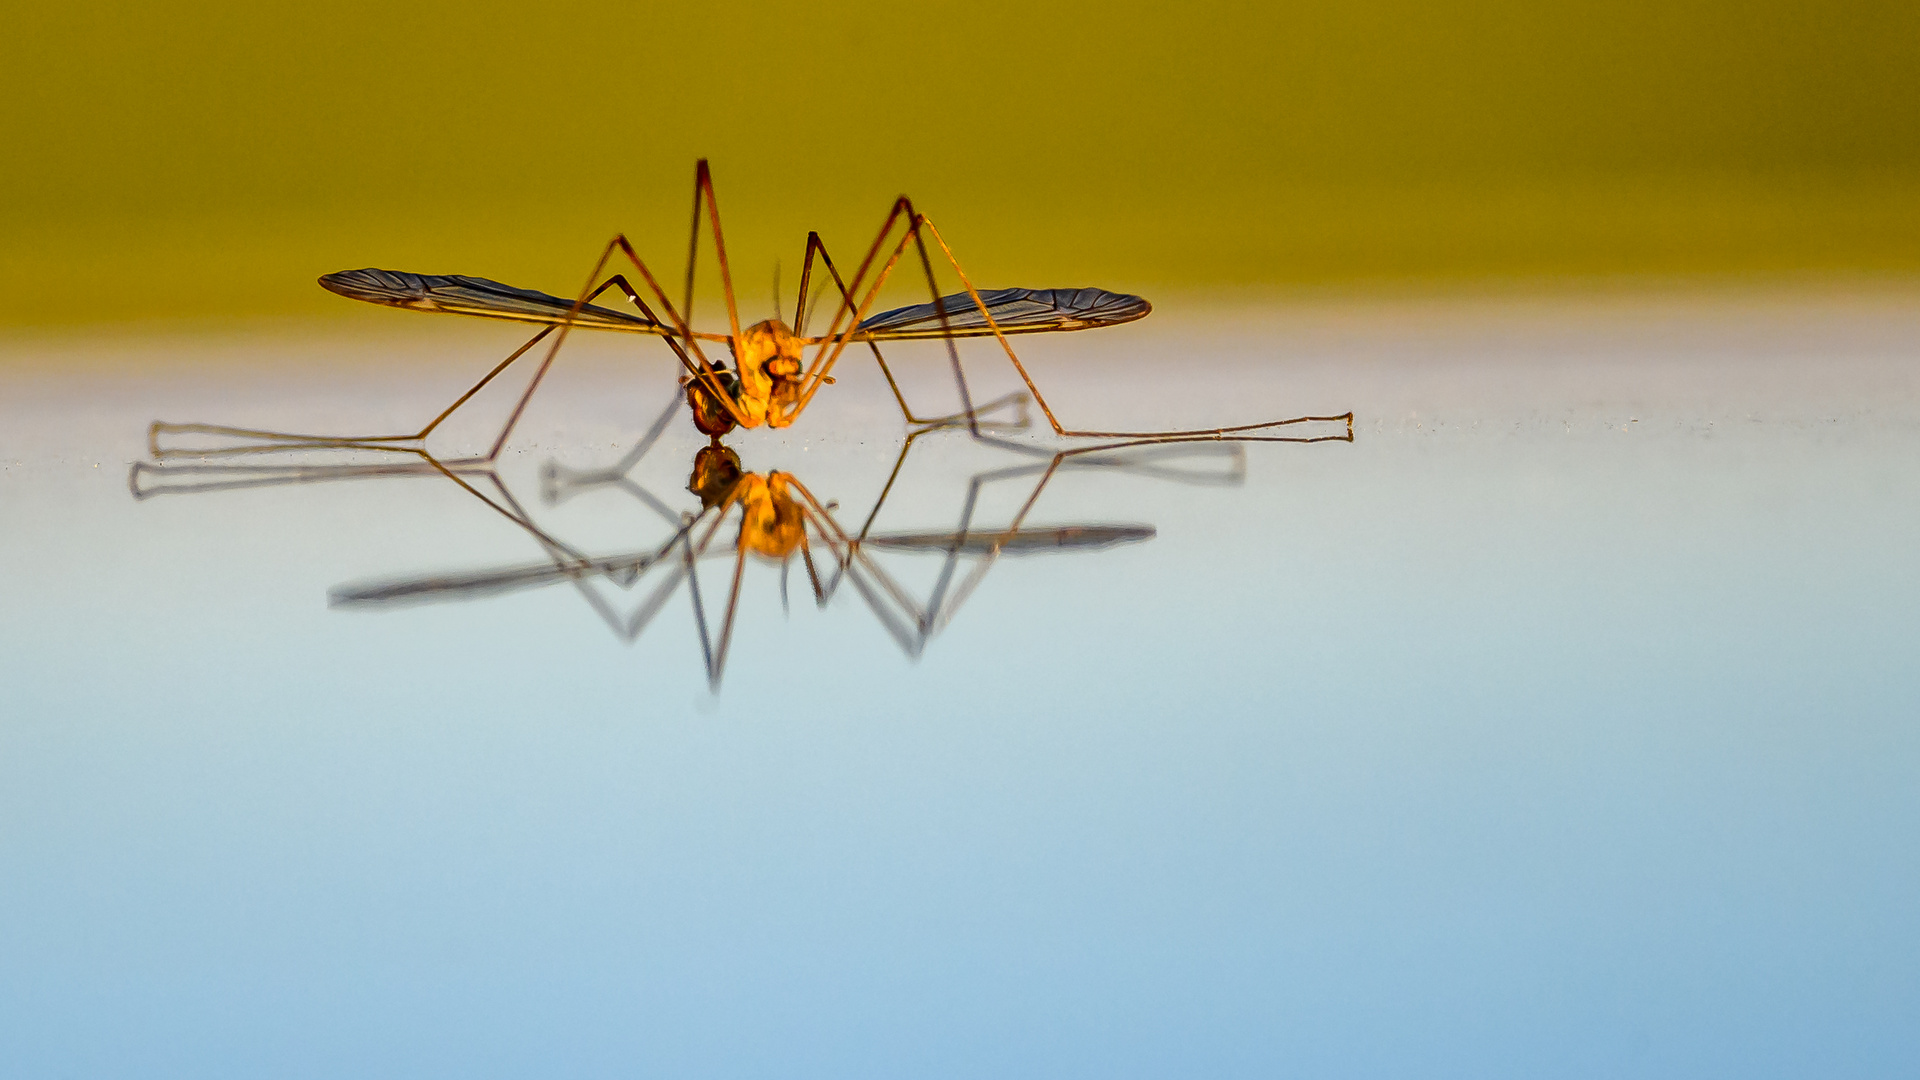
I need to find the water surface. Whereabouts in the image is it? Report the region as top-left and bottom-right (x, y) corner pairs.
(3, 291), (1917, 1077)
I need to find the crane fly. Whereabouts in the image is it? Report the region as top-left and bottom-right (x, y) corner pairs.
(149, 160), (1351, 460)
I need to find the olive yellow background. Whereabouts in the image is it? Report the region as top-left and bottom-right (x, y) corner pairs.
(5, 0), (1917, 327)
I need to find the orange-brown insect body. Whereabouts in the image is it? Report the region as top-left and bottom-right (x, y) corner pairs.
(686, 443), (744, 507)
(735, 473), (805, 561)
(685, 445), (804, 562)
(731, 319), (806, 430)
(683, 319), (805, 439)
(686, 371), (740, 439)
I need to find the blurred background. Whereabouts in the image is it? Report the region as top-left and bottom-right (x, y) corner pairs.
(5, 0), (1917, 329)
(7, 7), (1920, 1075)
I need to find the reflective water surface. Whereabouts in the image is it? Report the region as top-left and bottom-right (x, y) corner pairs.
(4, 292), (1919, 1077)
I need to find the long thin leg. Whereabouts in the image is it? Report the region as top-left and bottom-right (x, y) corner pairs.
(677, 157), (745, 401)
(796, 230), (1027, 429)
(785, 205), (1353, 439)
(792, 233), (818, 333)
(418, 455), (593, 568)
(602, 234), (755, 429)
(377, 227), (753, 449)
(692, 160), (745, 349)
(148, 324), (553, 459)
(787, 196), (988, 420)
(484, 237), (701, 460)
(790, 495), (925, 657)
(785, 201), (1009, 425)
(880, 446), (1129, 642)
(919, 217), (1356, 440)
(710, 542), (750, 689)
(607, 532), (701, 643)
(927, 453), (1074, 631)
(540, 387), (684, 509)
(601, 503), (726, 644)
(794, 229), (918, 418)
(924, 430), (1348, 630)
(130, 457), (467, 499)
(797, 531), (826, 606)
(786, 476), (933, 639)
(146, 259), (730, 460)
(583, 504), (724, 645)
(810, 425), (930, 601)
(791, 199), (918, 405)
(483, 257), (757, 454)
(677, 488), (746, 687)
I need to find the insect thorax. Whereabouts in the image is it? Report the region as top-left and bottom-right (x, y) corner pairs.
(735, 473), (805, 560)
(732, 320), (805, 429)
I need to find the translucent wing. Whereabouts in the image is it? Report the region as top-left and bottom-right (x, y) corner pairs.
(855, 287), (1151, 341)
(328, 540), (733, 608)
(862, 524), (1155, 555)
(319, 268), (667, 334)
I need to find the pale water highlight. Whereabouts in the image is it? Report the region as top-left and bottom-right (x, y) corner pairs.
(2, 291), (1916, 1077)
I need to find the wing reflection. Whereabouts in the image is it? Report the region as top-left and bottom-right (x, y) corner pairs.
(132, 394), (1352, 690)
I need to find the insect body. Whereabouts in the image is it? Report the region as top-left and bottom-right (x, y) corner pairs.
(725, 320), (807, 432)
(684, 442), (805, 561)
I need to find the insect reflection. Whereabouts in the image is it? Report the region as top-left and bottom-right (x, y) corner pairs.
(132, 396), (1352, 689)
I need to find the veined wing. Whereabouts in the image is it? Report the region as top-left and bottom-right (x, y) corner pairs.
(327, 544), (746, 608)
(320, 268), (667, 334)
(855, 287), (1151, 341)
(862, 524), (1154, 554)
